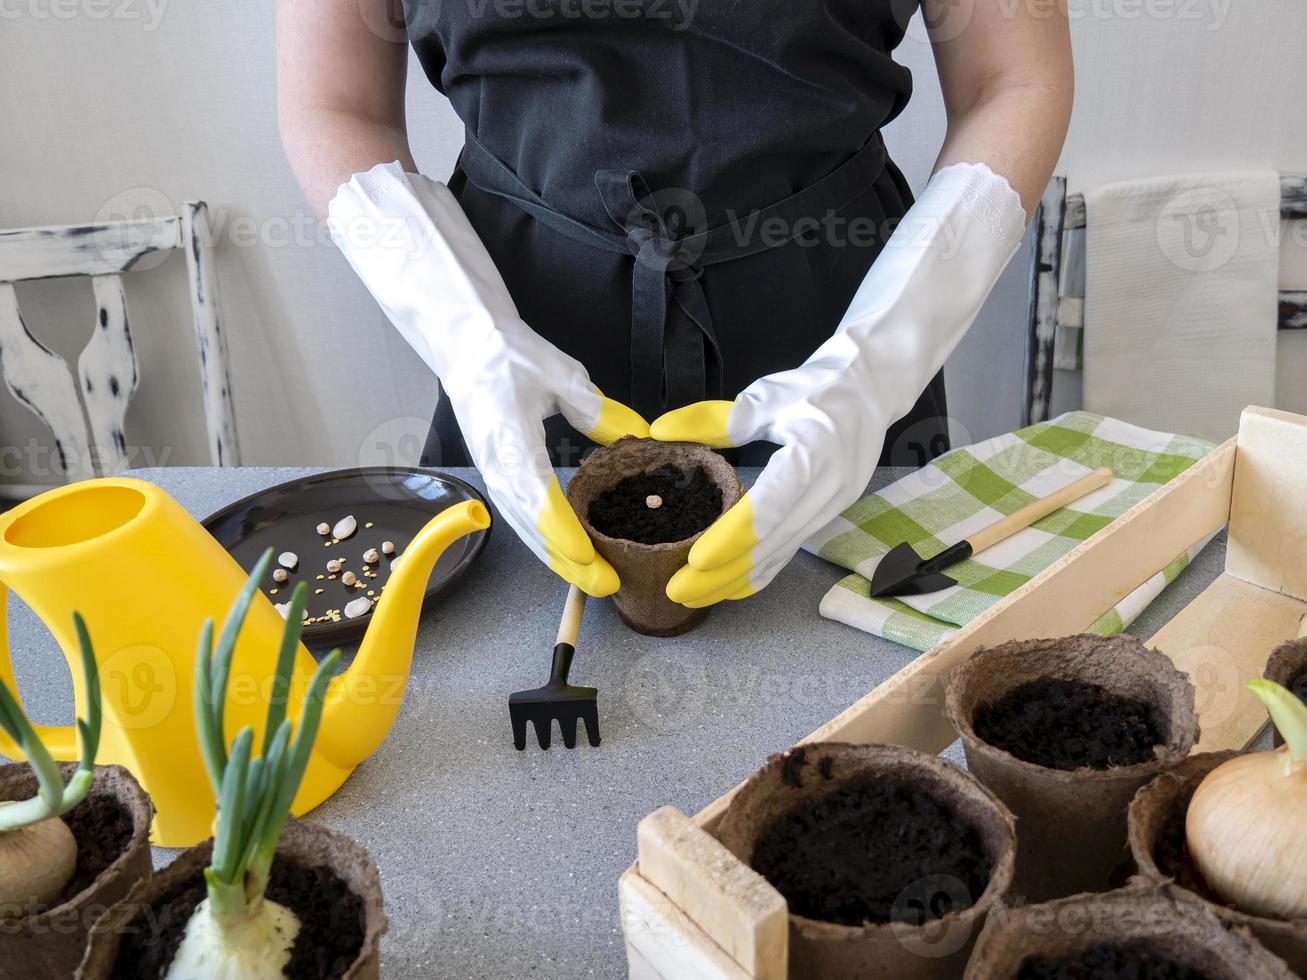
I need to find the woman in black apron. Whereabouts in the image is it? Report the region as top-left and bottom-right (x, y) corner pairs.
(279, 0), (1072, 600)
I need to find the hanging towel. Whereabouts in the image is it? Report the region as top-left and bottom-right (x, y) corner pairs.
(1081, 171), (1280, 443)
(802, 412), (1216, 651)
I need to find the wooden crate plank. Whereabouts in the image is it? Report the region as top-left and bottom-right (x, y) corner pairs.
(1148, 573), (1307, 752)
(1227, 406), (1307, 602)
(621, 869), (756, 980)
(637, 806), (787, 980)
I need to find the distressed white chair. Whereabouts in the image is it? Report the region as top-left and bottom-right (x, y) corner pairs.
(0, 202), (240, 484)
(1021, 176), (1307, 425)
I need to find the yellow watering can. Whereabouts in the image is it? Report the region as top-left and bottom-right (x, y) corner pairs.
(0, 478), (489, 846)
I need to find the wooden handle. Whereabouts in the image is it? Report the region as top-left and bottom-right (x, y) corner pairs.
(967, 467), (1114, 556)
(556, 584), (587, 648)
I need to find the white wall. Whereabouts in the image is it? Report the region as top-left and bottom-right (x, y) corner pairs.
(2, 0), (1306, 487)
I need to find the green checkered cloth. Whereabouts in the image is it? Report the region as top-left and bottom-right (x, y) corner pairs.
(802, 412), (1217, 651)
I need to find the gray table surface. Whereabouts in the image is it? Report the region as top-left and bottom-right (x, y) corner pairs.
(5, 466), (1229, 979)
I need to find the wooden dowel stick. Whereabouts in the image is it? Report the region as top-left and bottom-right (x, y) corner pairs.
(968, 467), (1114, 555)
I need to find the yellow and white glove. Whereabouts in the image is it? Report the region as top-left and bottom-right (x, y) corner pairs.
(329, 162), (646, 596)
(652, 163), (1028, 607)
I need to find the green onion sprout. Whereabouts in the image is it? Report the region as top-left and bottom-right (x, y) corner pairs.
(0, 611), (101, 913)
(167, 549), (341, 979)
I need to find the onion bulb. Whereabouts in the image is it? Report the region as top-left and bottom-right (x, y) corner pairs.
(166, 896), (300, 980)
(1186, 679), (1307, 920)
(0, 803), (77, 915)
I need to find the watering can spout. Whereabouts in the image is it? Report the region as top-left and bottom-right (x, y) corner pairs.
(317, 499), (490, 768)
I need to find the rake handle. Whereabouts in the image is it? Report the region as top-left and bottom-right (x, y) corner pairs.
(967, 467), (1114, 556)
(556, 584), (587, 648)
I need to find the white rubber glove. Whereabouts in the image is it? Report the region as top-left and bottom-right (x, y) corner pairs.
(328, 162), (647, 597)
(651, 163), (1028, 607)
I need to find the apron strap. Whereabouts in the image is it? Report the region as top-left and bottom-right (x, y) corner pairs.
(457, 128), (889, 419)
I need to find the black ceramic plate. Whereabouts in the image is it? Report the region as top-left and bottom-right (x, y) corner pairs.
(202, 467), (491, 648)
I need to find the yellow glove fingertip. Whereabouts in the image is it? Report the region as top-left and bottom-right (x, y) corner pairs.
(650, 401), (737, 448)
(687, 496), (758, 571)
(588, 394), (650, 444)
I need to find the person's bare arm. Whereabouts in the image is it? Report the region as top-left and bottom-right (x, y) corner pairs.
(927, 0), (1073, 216)
(277, 0), (415, 216)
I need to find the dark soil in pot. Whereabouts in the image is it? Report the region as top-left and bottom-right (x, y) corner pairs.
(964, 882), (1293, 980)
(587, 465), (723, 544)
(0, 763), (152, 980)
(750, 776), (994, 928)
(1265, 637), (1307, 748)
(567, 437), (743, 637)
(107, 858), (363, 979)
(717, 742), (1016, 979)
(946, 635), (1199, 903)
(1129, 751), (1307, 975)
(78, 817), (386, 980)
(973, 678), (1165, 771)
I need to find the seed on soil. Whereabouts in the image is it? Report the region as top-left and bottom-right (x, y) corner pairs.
(316, 522), (331, 536)
(344, 596), (373, 619)
(272, 568), (289, 583)
(381, 540), (396, 556)
(342, 571), (358, 586)
(333, 515), (357, 540)
(363, 548), (379, 564)
(278, 551), (298, 570)
(326, 559), (342, 574)
(646, 494), (663, 509)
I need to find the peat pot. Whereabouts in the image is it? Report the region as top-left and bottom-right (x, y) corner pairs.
(716, 742), (1017, 980)
(946, 635), (1199, 902)
(78, 817), (386, 980)
(1129, 750), (1307, 974)
(567, 436), (743, 637)
(0, 764), (151, 980)
(964, 881), (1294, 979)
(1265, 636), (1307, 748)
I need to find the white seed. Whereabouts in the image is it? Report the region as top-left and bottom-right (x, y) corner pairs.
(344, 596), (373, 619)
(381, 540), (395, 556)
(278, 551), (298, 571)
(316, 522), (331, 536)
(272, 568), (288, 583)
(342, 571), (357, 586)
(363, 548), (379, 564)
(333, 515), (357, 540)
(273, 602), (305, 621)
(326, 559), (342, 574)
(646, 495), (663, 509)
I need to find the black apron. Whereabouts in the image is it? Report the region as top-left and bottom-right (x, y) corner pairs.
(405, 0), (949, 469)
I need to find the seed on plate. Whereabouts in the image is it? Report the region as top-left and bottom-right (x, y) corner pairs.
(316, 574), (324, 580)
(342, 571), (357, 586)
(365, 521), (374, 528)
(344, 596), (373, 619)
(273, 568), (289, 583)
(333, 515), (357, 540)
(269, 588), (278, 595)
(363, 548), (379, 564)
(326, 559), (342, 574)
(274, 602), (308, 621)
(316, 522), (331, 536)
(278, 551), (298, 570)
(381, 540), (396, 556)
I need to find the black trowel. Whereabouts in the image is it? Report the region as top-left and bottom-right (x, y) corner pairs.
(869, 467), (1113, 598)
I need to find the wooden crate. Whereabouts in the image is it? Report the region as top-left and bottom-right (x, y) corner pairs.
(620, 406), (1307, 980)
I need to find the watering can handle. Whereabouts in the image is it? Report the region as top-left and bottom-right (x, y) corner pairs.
(0, 582), (79, 760)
